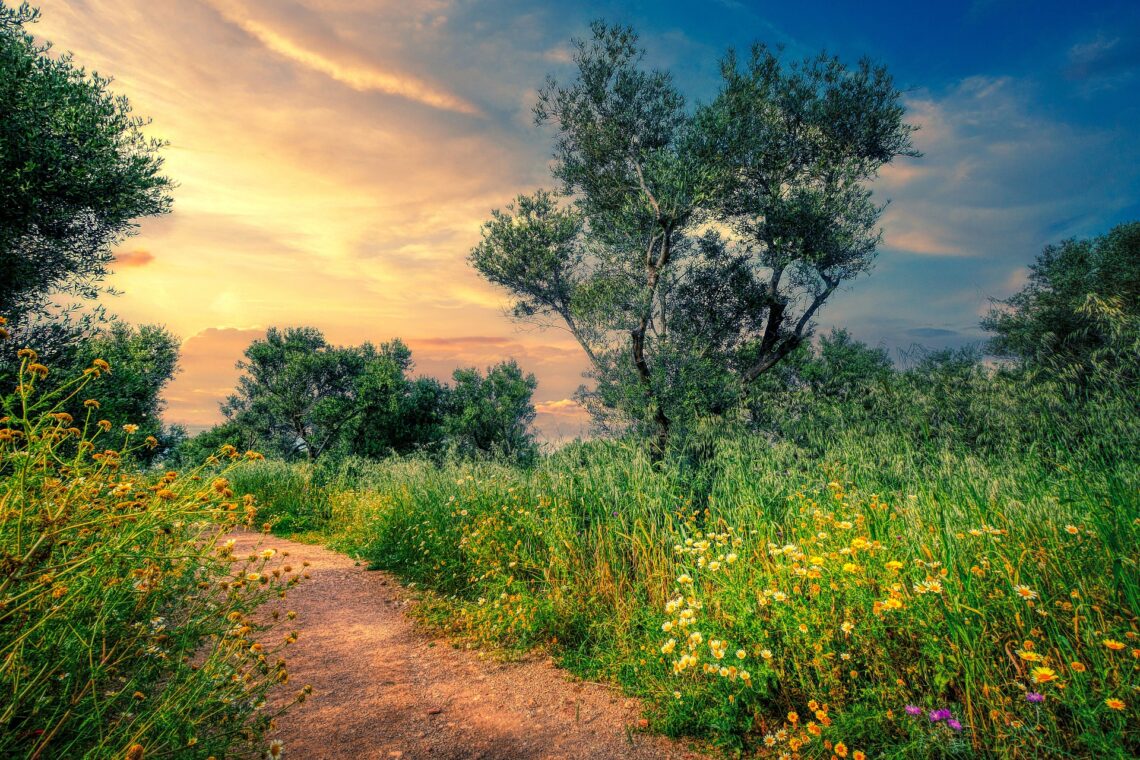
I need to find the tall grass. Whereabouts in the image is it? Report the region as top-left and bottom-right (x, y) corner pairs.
(0, 350), (306, 758)
(239, 404), (1138, 757)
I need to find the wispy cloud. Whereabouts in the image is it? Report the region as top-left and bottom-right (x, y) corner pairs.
(204, 0), (481, 115)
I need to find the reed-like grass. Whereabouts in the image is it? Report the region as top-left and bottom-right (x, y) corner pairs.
(239, 404), (1138, 757)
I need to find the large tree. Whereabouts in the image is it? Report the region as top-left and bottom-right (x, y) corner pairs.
(470, 22), (915, 454)
(0, 2), (171, 322)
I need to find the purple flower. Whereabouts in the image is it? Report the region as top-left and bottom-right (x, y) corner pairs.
(904, 705), (922, 717)
(929, 708), (953, 722)
(947, 719), (963, 732)
(1026, 692), (1045, 703)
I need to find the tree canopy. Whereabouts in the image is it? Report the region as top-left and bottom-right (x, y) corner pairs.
(982, 221), (1139, 390)
(470, 22), (916, 455)
(0, 2), (171, 322)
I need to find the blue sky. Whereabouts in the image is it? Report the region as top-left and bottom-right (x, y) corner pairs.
(38, 0), (1140, 436)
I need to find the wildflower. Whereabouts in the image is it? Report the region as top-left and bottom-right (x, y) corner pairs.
(661, 621), (673, 632)
(677, 574), (693, 585)
(1016, 649), (1042, 662)
(834, 742), (848, 757)
(726, 553), (738, 563)
(126, 745), (144, 760)
(760, 648), (773, 660)
(28, 363), (49, 379)
(736, 649), (746, 660)
(947, 719), (963, 731)
(1103, 639), (1125, 651)
(92, 358), (111, 372)
(1013, 585), (1038, 601)
(1065, 525), (1080, 534)
(885, 560), (903, 571)
(267, 739), (284, 759)
(841, 621), (854, 634)
(1105, 697), (1125, 711)
(122, 424), (139, 434)
(853, 752), (866, 760)
(1071, 661), (1086, 672)
(929, 708), (952, 722)
(1026, 692), (1045, 703)
(260, 549), (277, 560)
(905, 705), (922, 717)
(1031, 666), (1058, 684)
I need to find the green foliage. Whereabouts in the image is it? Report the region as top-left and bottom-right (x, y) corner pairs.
(982, 221), (1140, 392)
(217, 327), (538, 466)
(0, 347), (304, 758)
(0, 2), (171, 321)
(222, 327), (376, 460)
(445, 360), (538, 463)
(471, 22), (917, 453)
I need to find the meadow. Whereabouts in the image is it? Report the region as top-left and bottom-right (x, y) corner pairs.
(231, 380), (1140, 759)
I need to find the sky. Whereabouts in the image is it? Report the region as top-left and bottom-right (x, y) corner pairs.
(33, 0), (1140, 439)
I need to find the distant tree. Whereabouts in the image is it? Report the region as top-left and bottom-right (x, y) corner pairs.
(444, 361), (537, 462)
(0, 2), (171, 322)
(77, 321), (178, 437)
(799, 330), (893, 403)
(222, 327), (375, 461)
(982, 222), (1140, 389)
(348, 339), (449, 458)
(470, 22), (915, 455)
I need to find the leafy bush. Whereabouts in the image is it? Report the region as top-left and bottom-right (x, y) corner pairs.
(0, 345), (306, 758)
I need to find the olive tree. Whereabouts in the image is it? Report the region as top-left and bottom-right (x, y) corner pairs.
(471, 23), (916, 455)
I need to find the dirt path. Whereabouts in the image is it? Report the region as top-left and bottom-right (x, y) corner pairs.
(230, 532), (704, 760)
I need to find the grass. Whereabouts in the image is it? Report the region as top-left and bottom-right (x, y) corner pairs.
(234, 419), (1139, 758)
(0, 351), (307, 759)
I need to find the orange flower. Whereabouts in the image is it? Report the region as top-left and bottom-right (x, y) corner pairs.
(834, 741), (848, 757)
(1070, 661), (1086, 672)
(1105, 697), (1125, 711)
(1103, 639), (1125, 651)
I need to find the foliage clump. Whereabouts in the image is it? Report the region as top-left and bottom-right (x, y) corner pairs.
(0, 339), (306, 758)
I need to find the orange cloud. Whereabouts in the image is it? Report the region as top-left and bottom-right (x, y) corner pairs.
(113, 249), (155, 268)
(163, 327), (265, 431)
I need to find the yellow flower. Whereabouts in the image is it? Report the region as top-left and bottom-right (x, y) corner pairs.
(1071, 661), (1086, 672)
(885, 560), (903, 571)
(1064, 524), (1080, 534)
(122, 424), (139, 434)
(1103, 639), (1125, 651)
(1031, 666), (1058, 684)
(1105, 698), (1125, 711)
(736, 649), (746, 660)
(834, 741), (848, 757)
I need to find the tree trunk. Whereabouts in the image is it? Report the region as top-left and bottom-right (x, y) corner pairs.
(631, 325), (670, 461)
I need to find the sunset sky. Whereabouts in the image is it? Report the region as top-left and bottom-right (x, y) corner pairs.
(34, 0), (1140, 439)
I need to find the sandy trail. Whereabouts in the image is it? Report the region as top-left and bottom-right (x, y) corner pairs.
(230, 531), (703, 760)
